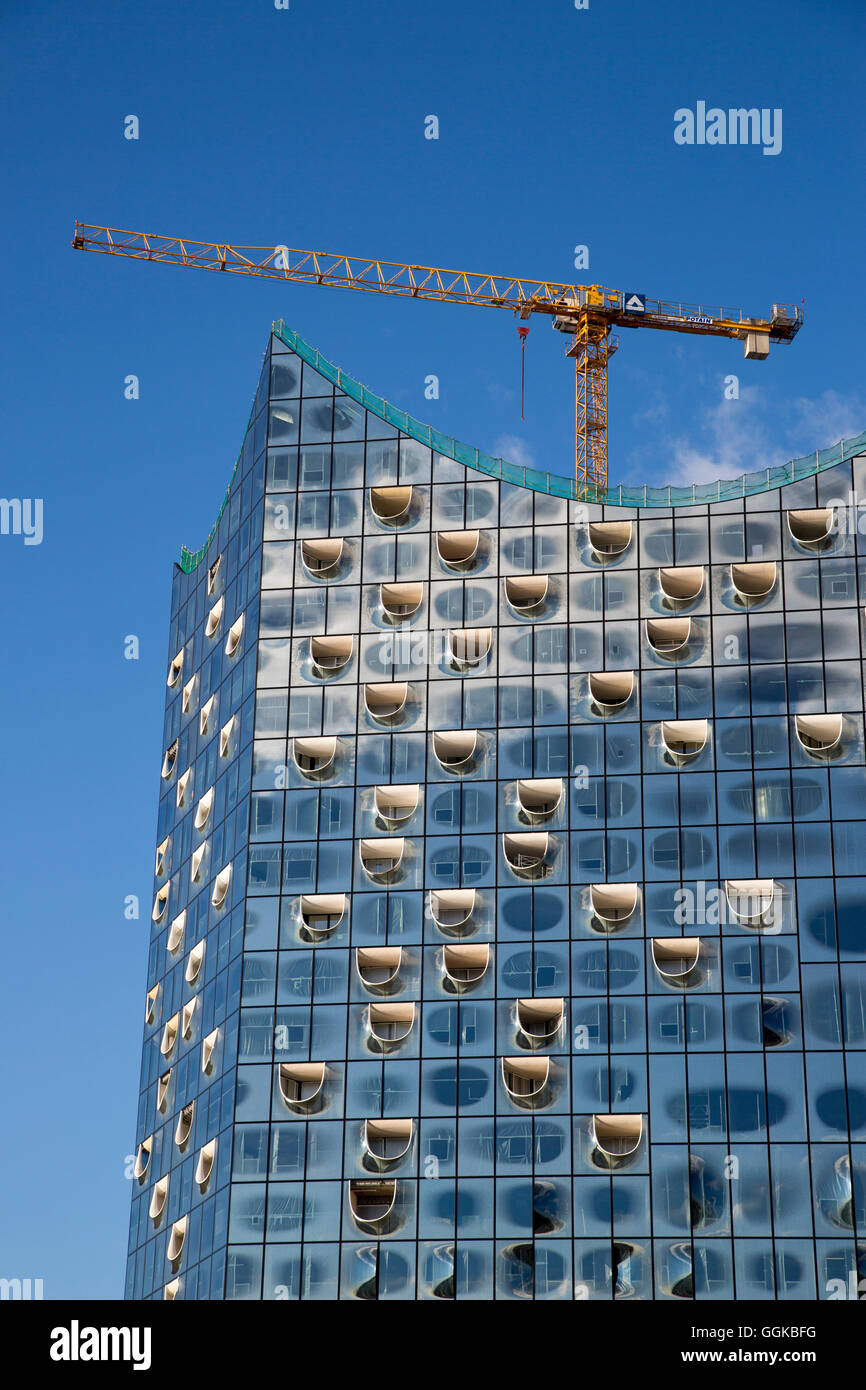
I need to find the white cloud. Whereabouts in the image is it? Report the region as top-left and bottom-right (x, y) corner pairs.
(790, 389), (864, 448)
(485, 380), (516, 405)
(638, 386), (864, 490)
(492, 434), (536, 469)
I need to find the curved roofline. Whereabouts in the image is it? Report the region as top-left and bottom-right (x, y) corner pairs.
(179, 320), (866, 572)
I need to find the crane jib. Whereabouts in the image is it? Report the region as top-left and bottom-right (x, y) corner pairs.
(70, 221), (803, 497)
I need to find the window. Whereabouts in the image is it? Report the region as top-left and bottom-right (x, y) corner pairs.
(167, 650), (183, 689)
(161, 741), (178, 780)
(659, 566), (704, 607)
(501, 1057), (550, 1104)
(437, 530), (479, 570)
(195, 787), (214, 831)
(225, 614), (244, 657)
(212, 863), (232, 908)
(370, 486), (412, 525)
(200, 695), (215, 737)
(205, 597), (224, 638)
(220, 717), (235, 758)
(185, 940), (205, 984)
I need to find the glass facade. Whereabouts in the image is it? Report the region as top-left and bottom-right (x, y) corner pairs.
(126, 330), (866, 1301)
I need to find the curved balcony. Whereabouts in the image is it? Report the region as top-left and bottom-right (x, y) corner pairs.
(432, 728), (478, 771)
(368, 1001), (416, 1047)
(185, 941), (205, 985)
(363, 1119), (414, 1164)
(299, 893), (347, 937)
(190, 843), (206, 884)
(730, 561), (776, 603)
(358, 837), (405, 882)
(645, 617), (691, 658)
(516, 778), (563, 820)
(205, 597), (224, 638)
(504, 574), (548, 616)
(161, 740), (178, 780)
(588, 670), (635, 710)
(211, 864), (232, 909)
(502, 832), (550, 879)
(174, 1102), (194, 1151)
(380, 581), (423, 622)
(181, 999), (196, 1040)
(292, 735), (337, 777)
(356, 946), (403, 990)
(370, 485), (412, 525)
(278, 1061), (326, 1111)
(301, 536), (344, 576)
(176, 769), (191, 808)
(794, 713), (843, 757)
(651, 937), (702, 983)
(374, 784), (420, 827)
(133, 1137), (152, 1181)
(310, 635), (353, 675)
(436, 529), (480, 569)
(448, 627), (492, 668)
(154, 838), (170, 879)
(225, 614), (244, 657)
(160, 1013), (179, 1058)
(194, 788), (213, 831)
(501, 1056), (551, 1107)
(149, 1176), (169, 1222)
(442, 943), (490, 989)
(201, 1029), (219, 1074)
(157, 1070), (172, 1111)
(349, 1179), (398, 1228)
(659, 566), (704, 608)
(787, 507), (835, 548)
(591, 1114), (644, 1162)
(516, 998), (564, 1046)
(429, 888), (477, 934)
(166, 910), (186, 956)
(724, 878), (777, 927)
(588, 519), (632, 558)
(195, 1139), (216, 1190)
(365, 682), (409, 722)
(219, 717), (235, 758)
(590, 882), (638, 929)
(661, 718), (708, 762)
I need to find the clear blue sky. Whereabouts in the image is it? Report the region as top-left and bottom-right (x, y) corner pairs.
(1, 0), (864, 1298)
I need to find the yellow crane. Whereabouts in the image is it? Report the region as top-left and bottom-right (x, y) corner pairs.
(72, 220), (802, 497)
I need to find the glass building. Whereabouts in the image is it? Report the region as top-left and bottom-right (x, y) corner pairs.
(126, 323), (866, 1301)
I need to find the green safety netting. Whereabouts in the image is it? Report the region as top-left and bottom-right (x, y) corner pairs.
(179, 320), (866, 573)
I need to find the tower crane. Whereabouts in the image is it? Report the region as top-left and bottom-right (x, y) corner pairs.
(72, 221), (802, 498)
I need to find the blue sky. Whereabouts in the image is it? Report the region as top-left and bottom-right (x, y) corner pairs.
(1, 0), (864, 1298)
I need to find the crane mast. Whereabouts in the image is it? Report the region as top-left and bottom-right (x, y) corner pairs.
(72, 221), (802, 497)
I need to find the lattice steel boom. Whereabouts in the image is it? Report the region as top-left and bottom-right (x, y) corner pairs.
(72, 221), (802, 496)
